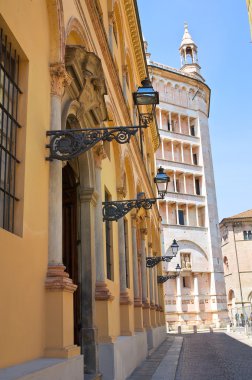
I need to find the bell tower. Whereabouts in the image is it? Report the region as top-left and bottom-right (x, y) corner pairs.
(179, 23), (204, 81)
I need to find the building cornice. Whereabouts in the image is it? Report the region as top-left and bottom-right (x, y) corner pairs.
(148, 63), (211, 117)
(220, 217), (252, 227)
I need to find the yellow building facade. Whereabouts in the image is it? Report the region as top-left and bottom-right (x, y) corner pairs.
(0, 1), (166, 379)
(247, 0), (252, 38)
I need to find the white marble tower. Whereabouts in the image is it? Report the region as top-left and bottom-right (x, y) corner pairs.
(147, 24), (228, 329)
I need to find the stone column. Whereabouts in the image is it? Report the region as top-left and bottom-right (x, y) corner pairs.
(79, 187), (99, 373)
(48, 64), (71, 267)
(133, 218), (144, 331)
(190, 144), (193, 164)
(173, 172), (177, 192)
(186, 203), (189, 226)
(193, 174), (196, 194)
(118, 210), (133, 335)
(188, 116), (190, 135)
(183, 174), (187, 193)
(181, 142), (184, 163)
(141, 228), (151, 328)
(196, 206), (199, 227)
(94, 151), (112, 300)
(45, 64), (80, 359)
(176, 203), (179, 225)
(140, 228), (148, 304)
(118, 217), (127, 294)
(171, 141), (175, 161)
(132, 215), (140, 302)
(159, 108), (163, 129)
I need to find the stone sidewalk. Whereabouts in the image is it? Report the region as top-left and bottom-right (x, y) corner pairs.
(127, 335), (183, 380)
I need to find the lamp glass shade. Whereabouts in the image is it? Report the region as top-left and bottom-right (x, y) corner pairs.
(171, 239), (179, 256)
(133, 78), (159, 106)
(154, 167), (170, 197)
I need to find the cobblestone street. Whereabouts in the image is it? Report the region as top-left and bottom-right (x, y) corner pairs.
(176, 332), (252, 380)
(127, 332), (252, 380)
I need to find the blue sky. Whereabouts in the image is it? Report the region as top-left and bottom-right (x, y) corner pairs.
(137, 0), (252, 221)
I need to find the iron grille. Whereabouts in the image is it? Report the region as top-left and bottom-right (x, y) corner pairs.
(0, 28), (21, 233)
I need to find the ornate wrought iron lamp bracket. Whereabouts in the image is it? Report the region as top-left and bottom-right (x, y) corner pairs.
(102, 197), (160, 222)
(46, 125), (146, 161)
(146, 256), (174, 268)
(157, 273), (179, 284)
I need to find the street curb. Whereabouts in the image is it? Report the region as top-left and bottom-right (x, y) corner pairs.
(151, 336), (183, 380)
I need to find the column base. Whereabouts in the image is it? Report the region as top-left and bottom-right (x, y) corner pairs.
(120, 291), (134, 335)
(95, 281), (114, 300)
(45, 345), (80, 359)
(134, 299), (144, 332)
(45, 265), (80, 358)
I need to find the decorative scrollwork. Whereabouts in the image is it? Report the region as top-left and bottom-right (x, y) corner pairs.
(157, 274), (179, 284)
(102, 198), (157, 222)
(146, 256), (174, 268)
(46, 126), (143, 161)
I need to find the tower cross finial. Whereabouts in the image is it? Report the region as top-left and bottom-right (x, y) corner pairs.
(184, 22), (188, 31)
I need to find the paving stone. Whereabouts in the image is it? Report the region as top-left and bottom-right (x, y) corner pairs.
(175, 332), (252, 380)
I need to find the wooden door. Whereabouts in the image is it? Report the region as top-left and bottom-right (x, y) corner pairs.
(62, 163), (80, 345)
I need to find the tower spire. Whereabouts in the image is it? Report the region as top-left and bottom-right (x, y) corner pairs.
(179, 23), (204, 81)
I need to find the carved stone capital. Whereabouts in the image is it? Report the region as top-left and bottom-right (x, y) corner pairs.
(50, 63), (72, 97)
(95, 281), (114, 301)
(45, 265), (77, 293)
(93, 142), (107, 168)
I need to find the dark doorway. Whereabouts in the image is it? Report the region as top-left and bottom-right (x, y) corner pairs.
(62, 163), (80, 345)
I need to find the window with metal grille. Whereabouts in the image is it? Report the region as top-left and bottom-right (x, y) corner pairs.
(0, 28), (21, 233)
(105, 190), (113, 280)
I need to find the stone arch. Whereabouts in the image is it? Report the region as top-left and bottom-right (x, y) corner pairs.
(65, 17), (90, 49)
(46, 0), (65, 63)
(167, 239), (208, 272)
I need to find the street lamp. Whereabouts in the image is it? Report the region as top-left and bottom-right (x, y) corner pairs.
(102, 167), (170, 222)
(133, 77), (159, 125)
(157, 264), (181, 284)
(46, 77), (159, 161)
(154, 167), (170, 199)
(146, 239), (179, 268)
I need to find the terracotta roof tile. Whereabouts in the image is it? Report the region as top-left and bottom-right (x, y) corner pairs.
(228, 209), (252, 219)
